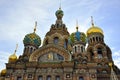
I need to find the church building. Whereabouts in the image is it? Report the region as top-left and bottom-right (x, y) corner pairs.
(0, 7), (120, 80)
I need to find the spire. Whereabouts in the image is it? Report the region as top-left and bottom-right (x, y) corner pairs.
(109, 62), (118, 80)
(14, 44), (18, 55)
(91, 16), (94, 27)
(34, 21), (37, 33)
(76, 20), (79, 32)
(59, 0), (61, 10)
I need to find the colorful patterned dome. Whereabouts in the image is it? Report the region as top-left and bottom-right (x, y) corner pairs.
(55, 8), (64, 19)
(9, 53), (17, 63)
(87, 26), (103, 36)
(23, 32), (41, 47)
(69, 31), (86, 45)
(1, 69), (6, 76)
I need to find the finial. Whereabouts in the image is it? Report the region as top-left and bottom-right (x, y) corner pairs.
(76, 20), (79, 32)
(34, 21), (37, 33)
(14, 44), (18, 55)
(59, 0), (61, 9)
(109, 62), (113, 68)
(91, 16), (94, 27)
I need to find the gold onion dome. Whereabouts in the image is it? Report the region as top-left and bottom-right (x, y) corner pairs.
(87, 16), (103, 36)
(9, 53), (17, 63)
(1, 69), (6, 76)
(9, 44), (18, 63)
(23, 22), (41, 47)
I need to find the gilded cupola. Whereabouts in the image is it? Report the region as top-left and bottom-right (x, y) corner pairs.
(0, 69), (6, 76)
(8, 44), (18, 63)
(86, 16), (103, 36)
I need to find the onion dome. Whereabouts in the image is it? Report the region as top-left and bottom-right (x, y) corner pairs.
(9, 44), (18, 63)
(1, 69), (6, 76)
(55, 8), (64, 19)
(69, 23), (86, 45)
(86, 16), (103, 36)
(23, 22), (41, 48)
(9, 53), (17, 63)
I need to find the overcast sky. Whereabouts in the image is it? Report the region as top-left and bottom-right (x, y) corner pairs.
(0, 0), (120, 71)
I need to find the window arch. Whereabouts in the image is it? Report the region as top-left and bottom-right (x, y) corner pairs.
(56, 76), (60, 80)
(96, 37), (98, 41)
(81, 46), (83, 53)
(30, 47), (33, 54)
(45, 39), (48, 45)
(97, 48), (103, 59)
(64, 39), (68, 49)
(47, 75), (51, 80)
(93, 37), (95, 42)
(79, 76), (84, 80)
(90, 38), (92, 43)
(75, 46), (77, 53)
(38, 75), (43, 80)
(54, 37), (59, 44)
(90, 49), (94, 60)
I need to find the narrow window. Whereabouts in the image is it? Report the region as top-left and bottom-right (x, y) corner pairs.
(64, 39), (68, 49)
(30, 47), (33, 54)
(75, 46), (77, 53)
(96, 37), (98, 41)
(38, 75), (43, 80)
(54, 37), (59, 44)
(56, 76), (60, 80)
(81, 46), (83, 53)
(17, 76), (22, 80)
(45, 39), (48, 45)
(90, 49), (94, 59)
(93, 37), (95, 42)
(47, 75), (51, 80)
(97, 48), (103, 59)
(78, 46), (80, 53)
(79, 76), (84, 80)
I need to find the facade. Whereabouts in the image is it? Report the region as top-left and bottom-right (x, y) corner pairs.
(0, 7), (120, 80)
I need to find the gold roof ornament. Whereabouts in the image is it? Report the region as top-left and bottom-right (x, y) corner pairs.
(76, 20), (79, 32)
(109, 62), (119, 80)
(1, 69), (6, 76)
(9, 44), (18, 63)
(59, 0), (61, 10)
(86, 16), (103, 36)
(34, 21), (37, 33)
(91, 16), (94, 27)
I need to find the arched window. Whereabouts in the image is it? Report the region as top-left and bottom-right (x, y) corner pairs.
(30, 47), (33, 54)
(47, 75), (51, 80)
(90, 38), (92, 43)
(93, 37), (95, 42)
(17, 76), (22, 80)
(75, 46), (77, 53)
(64, 39), (68, 49)
(56, 76), (60, 80)
(97, 63), (102, 67)
(54, 37), (59, 44)
(38, 75), (43, 80)
(90, 49), (94, 60)
(81, 46), (83, 53)
(102, 70), (107, 74)
(99, 37), (101, 41)
(96, 37), (98, 41)
(45, 39), (48, 45)
(97, 48), (103, 59)
(79, 76), (84, 80)
(78, 46), (80, 53)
